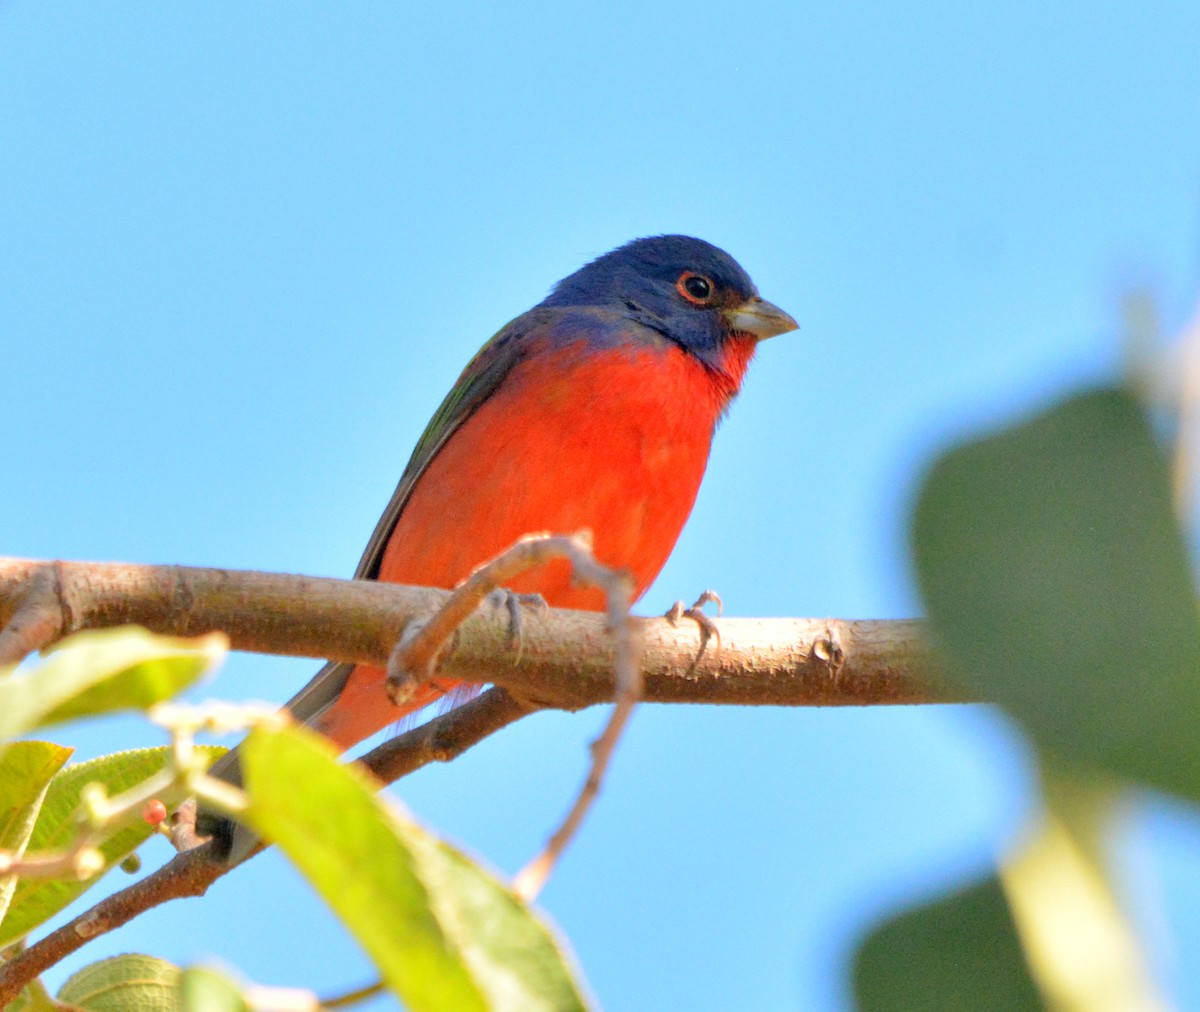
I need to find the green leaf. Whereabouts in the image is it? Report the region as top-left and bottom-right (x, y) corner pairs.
(407, 835), (588, 1010)
(0, 742), (74, 925)
(178, 967), (248, 1012)
(0, 627), (226, 738)
(911, 386), (1200, 799)
(57, 953), (180, 1011)
(853, 876), (1043, 1011)
(0, 746), (225, 948)
(240, 724), (589, 1012)
(239, 725), (483, 1011)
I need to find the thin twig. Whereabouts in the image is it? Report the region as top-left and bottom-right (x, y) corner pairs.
(512, 549), (636, 900)
(0, 711), (220, 880)
(1173, 301), (1200, 519)
(0, 838), (100, 881)
(360, 687), (536, 782)
(0, 689), (537, 1006)
(0, 842), (224, 1006)
(319, 979), (386, 1009)
(384, 531), (641, 899)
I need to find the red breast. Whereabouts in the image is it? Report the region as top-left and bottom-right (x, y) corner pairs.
(314, 335), (757, 750)
(376, 333), (758, 607)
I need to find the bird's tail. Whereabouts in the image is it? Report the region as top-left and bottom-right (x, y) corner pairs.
(197, 660), (451, 864)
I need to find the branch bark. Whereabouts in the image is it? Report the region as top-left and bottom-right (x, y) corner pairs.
(0, 554), (956, 1002)
(0, 558), (953, 707)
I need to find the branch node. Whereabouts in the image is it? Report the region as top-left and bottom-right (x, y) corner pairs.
(0, 563), (66, 666)
(73, 914), (103, 940)
(811, 625), (847, 680)
(170, 565), (198, 622)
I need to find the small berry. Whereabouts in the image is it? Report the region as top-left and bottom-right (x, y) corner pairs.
(142, 799), (168, 826)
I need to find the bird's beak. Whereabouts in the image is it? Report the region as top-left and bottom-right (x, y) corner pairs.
(722, 297), (799, 340)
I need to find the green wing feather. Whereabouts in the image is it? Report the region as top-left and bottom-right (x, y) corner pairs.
(208, 313), (542, 783)
(353, 310), (547, 580)
(350, 309), (549, 578)
(204, 309), (548, 857)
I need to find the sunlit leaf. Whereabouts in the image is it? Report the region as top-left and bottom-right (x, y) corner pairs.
(0, 742), (73, 925)
(178, 966), (249, 1012)
(240, 724), (588, 1012)
(0, 746), (224, 948)
(911, 386), (1200, 799)
(57, 953), (180, 1011)
(0, 627), (226, 737)
(1000, 770), (1169, 1011)
(409, 833), (589, 1010)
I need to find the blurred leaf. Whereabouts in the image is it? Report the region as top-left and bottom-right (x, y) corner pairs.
(853, 876), (1042, 1011)
(178, 967), (248, 1012)
(0, 746), (225, 948)
(240, 724), (588, 1012)
(1000, 770), (1170, 1011)
(57, 953), (180, 1011)
(0, 742), (73, 925)
(0, 627), (226, 738)
(911, 386), (1200, 799)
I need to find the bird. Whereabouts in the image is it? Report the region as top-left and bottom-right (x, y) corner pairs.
(202, 234), (796, 858)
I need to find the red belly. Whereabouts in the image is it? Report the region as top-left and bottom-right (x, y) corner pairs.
(378, 337), (738, 606)
(319, 334), (754, 748)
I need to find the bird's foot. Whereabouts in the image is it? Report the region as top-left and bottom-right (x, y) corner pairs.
(665, 589), (723, 655)
(487, 587), (548, 657)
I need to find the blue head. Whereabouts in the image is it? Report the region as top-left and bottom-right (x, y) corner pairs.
(540, 235), (797, 367)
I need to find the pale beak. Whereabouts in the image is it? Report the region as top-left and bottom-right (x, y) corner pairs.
(722, 297), (799, 340)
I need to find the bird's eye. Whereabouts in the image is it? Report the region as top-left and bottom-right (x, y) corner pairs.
(676, 272), (715, 305)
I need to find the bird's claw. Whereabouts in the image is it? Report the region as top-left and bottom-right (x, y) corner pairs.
(488, 587), (547, 657)
(665, 589), (723, 655)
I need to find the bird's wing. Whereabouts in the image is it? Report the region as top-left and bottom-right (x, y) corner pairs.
(279, 309), (552, 728)
(352, 309), (548, 580)
(203, 310), (550, 859)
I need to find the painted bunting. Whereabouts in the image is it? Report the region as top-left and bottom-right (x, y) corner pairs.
(204, 234), (796, 856)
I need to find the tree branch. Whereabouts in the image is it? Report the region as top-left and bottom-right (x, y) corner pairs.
(0, 553), (957, 1000)
(0, 558), (952, 707)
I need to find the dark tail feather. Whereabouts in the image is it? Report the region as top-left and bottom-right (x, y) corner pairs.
(194, 747), (243, 858)
(197, 660), (355, 864)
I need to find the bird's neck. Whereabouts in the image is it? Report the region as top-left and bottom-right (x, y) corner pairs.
(705, 334), (759, 405)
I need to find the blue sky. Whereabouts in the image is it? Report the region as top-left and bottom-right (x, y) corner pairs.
(4, 2), (1200, 1008)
